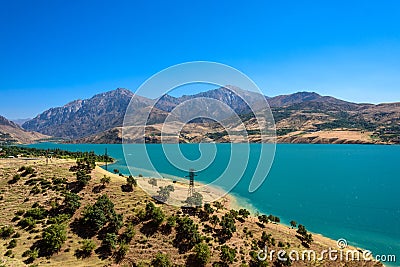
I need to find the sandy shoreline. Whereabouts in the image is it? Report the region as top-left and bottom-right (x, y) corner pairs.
(96, 163), (380, 261)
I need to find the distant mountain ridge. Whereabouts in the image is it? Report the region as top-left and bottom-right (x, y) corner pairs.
(22, 87), (400, 144)
(0, 115), (48, 144)
(23, 88), (141, 139)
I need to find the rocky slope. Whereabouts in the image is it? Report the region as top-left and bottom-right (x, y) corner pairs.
(0, 115), (49, 144)
(24, 87), (400, 144)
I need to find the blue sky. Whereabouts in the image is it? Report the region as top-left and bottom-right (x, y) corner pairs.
(1, 0), (399, 119)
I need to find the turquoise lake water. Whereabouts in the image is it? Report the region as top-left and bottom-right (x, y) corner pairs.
(28, 143), (400, 265)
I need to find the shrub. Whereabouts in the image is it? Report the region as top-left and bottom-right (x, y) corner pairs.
(82, 194), (116, 231)
(114, 243), (129, 263)
(47, 214), (71, 224)
(120, 224), (135, 244)
(192, 242), (211, 266)
(102, 233), (117, 251)
(25, 207), (47, 220)
(4, 250), (12, 257)
(63, 192), (81, 214)
(220, 245), (236, 265)
(40, 223), (67, 255)
(0, 226), (15, 239)
(18, 217), (36, 229)
(151, 252), (172, 267)
(7, 239), (17, 249)
(78, 239), (96, 257)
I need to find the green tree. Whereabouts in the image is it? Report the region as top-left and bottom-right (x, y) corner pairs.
(63, 192), (81, 214)
(151, 252), (172, 267)
(258, 214), (269, 226)
(120, 223), (135, 243)
(203, 203), (214, 215)
(220, 245), (236, 265)
(145, 202), (165, 226)
(213, 201), (224, 211)
(219, 214), (236, 240)
(114, 242), (129, 263)
(156, 185), (175, 202)
(210, 215), (220, 228)
(102, 232), (117, 251)
(174, 216), (201, 252)
(238, 208), (250, 219)
(82, 194), (116, 231)
(127, 175), (137, 187)
(0, 226), (15, 239)
(192, 242), (211, 266)
(76, 169), (91, 186)
(290, 220), (297, 228)
(100, 175), (111, 187)
(41, 223), (67, 255)
(186, 192), (203, 207)
(77, 239), (96, 257)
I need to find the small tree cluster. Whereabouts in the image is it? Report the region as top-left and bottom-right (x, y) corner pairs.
(156, 185), (174, 202)
(219, 213), (236, 240)
(174, 216), (201, 253)
(145, 202), (165, 227)
(40, 223), (67, 255)
(82, 194), (120, 232)
(297, 224), (313, 247)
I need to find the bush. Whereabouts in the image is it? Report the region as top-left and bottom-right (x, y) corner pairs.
(192, 242), (211, 266)
(4, 250), (12, 257)
(82, 194), (116, 231)
(7, 239), (17, 249)
(0, 226), (15, 239)
(18, 217), (36, 229)
(114, 243), (129, 263)
(25, 207), (47, 220)
(77, 239), (96, 257)
(100, 175), (111, 186)
(22, 248), (39, 261)
(16, 210), (25, 216)
(63, 192), (81, 214)
(102, 233), (117, 251)
(47, 214), (71, 224)
(40, 223), (67, 255)
(151, 252), (172, 267)
(8, 174), (21, 184)
(174, 216), (201, 253)
(220, 245), (236, 264)
(145, 202), (165, 226)
(120, 224), (135, 244)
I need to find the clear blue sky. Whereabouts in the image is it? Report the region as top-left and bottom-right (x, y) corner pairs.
(1, 0), (399, 119)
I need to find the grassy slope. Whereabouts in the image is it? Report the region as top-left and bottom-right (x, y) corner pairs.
(0, 158), (383, 267)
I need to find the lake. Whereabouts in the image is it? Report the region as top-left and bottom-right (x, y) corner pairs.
(27, 143), (400, 265)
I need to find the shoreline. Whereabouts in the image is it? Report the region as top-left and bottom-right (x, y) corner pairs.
(96, 164), (378, 261)
(0, 157), (385, 266)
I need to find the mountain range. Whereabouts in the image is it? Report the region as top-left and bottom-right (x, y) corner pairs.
(0, 115), (48, 144)
(2, 87), (399, 144)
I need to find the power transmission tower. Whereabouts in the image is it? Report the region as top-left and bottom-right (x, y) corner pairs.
(186, 169), (197, 198)
(105, 148), (108, 171)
